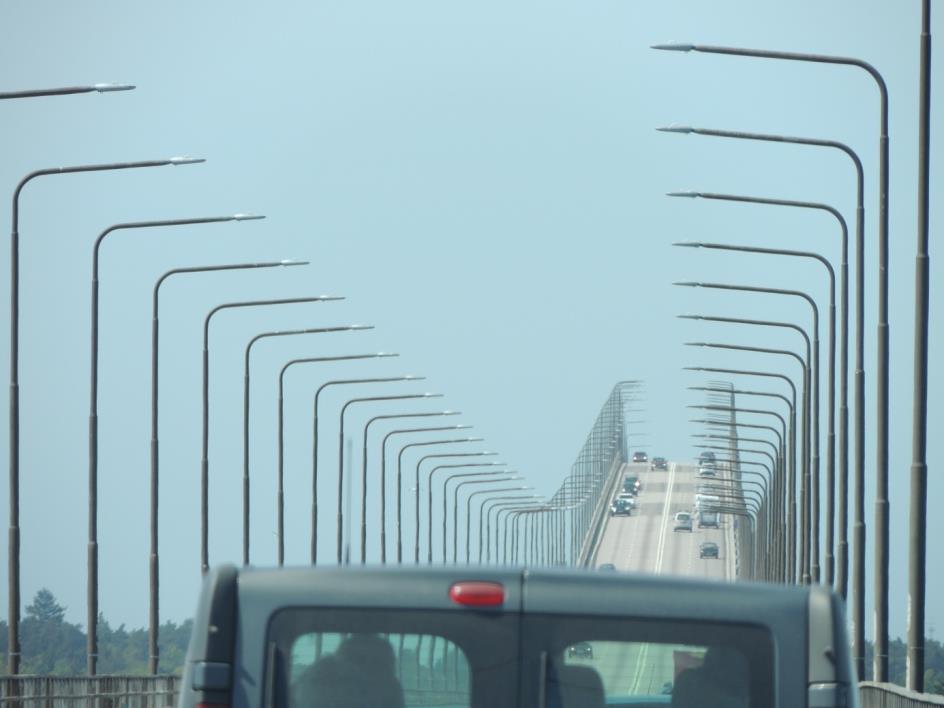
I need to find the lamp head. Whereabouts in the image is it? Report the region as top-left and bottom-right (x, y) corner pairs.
(651, 42), (696, 52)
(168, 156), (206, 165)
(93, 83), (136, 92)
(279, 259), (308, 266)
(656, 124), (694, 134)
(673, 281), (701, 288)
(232, 213), (266, 221)
(667, 191), (699, 198)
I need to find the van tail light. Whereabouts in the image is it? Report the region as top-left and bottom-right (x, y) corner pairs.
(449, 581), (505, 607)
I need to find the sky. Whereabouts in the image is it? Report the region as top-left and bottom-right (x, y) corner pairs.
(0, 0), (940, 643)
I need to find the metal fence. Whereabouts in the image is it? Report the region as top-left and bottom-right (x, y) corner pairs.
(0, 676), (179, 708)
(860, 682), (944, 708)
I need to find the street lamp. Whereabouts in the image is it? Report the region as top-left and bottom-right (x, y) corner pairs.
(439, 467), (509, 563)
(676, 239), (838, 585)
(0, 82), (135, 99)
(311, 376), (421, 563)
(338, 392), (443, 564)
(246, 327), (375, 565)
(205, 296), (344, 570)
(150, 259), (306, 673)
(452, 470), (530, 564)
(678, 282), (821, 582)
(392, 436), (482, 563)
(277, 355), (401, 564)
(686, 344), (807, 581)
(8, 155), (203, 676)
(479, 495), (541, 563)
(660, 133), (860, 594)
(88, 213), (267, 674)
(653, 40), (890, 680)
(381, 427), (474, 563)
(685, 364), (799, 581)
(360, 411), (464, 563)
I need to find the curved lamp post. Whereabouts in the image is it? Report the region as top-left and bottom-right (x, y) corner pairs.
(150, 259), (304, 673)
(452, 477), (522, 563)
(277, 354), (400, 564)
(360, 411), (464, 563)
(381, 427), (473, 563)
(310, 375), (421, 563)
(88, 213), (266, 674)
(206, 296), (344, 569)
(392, 436), (482, 563)
(337, 392), (443, 564)
(663, 130), (862, 589)
(678, 282), (820, 582)
(676, 240), (838, 585)
(653, 40), (889, 680)
(246, 327), (375, 565)
(8, 155), (203, 675)
(438, 466), (508, 563)
(479, 495), (541, 563)
(685, 364), (798, 561)
(422, 452), (498, 563)
(685, 318), (809, 582)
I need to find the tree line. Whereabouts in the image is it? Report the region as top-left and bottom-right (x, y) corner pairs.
(0, 587), (942, 693)
(0, 589), (191, 675)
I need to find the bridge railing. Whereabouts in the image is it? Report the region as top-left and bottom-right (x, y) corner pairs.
(859, 682), (944, 708)
(0, 676), (178, 708)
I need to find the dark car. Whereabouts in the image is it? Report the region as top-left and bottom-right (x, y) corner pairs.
(699, 542), (720, 559)
(596, 563), (617, 572)
(566, 641), (594, 659)
(632, 451), (648, 463)
(622, 475), (641, 494)
(610, 498), (634, 517)
(698, 512), (720, 529)
(650, 457), (668, 471)
(178, 565), (857, 708)
(698, 451), (716, 464)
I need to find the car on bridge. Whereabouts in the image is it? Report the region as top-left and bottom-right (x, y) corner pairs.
(566, 641), (594, 659)
(698, 511), (720, 529)
(699, 542), (720, 559)
(622, 475), (641, 494)
(610, 498), (634, 516)
(650, 456), (668, 471)
(673, 511), (693, 532)
(179, 565), (858, 708)
(631, 451), (648, 463)
(698, 450), (716, 465)
(698, 464), (718, 478)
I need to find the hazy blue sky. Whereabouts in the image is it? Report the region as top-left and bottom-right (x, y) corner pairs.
(0, 0), (940, 642)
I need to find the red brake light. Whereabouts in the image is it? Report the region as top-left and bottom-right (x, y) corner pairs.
(449, 581), (505, 607)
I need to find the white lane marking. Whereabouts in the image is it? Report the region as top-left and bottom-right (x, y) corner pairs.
(632, 462), (677, 693)
(653, 461), (676, 573)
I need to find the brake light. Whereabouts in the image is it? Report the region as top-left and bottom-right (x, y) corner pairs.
(196, 703), (228, 708)
(449, 581), (505, 607)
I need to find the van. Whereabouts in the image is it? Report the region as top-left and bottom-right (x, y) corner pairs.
(698, 511), (720, 529)
(178, 565), (858, 708)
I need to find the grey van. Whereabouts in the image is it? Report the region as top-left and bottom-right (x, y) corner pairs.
(178, 564), (857, 708)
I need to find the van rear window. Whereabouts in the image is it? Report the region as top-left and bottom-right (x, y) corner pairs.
(265, 608), (518, 708)
(523, 614), (774, 708)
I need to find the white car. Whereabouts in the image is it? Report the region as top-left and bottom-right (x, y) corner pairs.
(673, 511), (693, 532)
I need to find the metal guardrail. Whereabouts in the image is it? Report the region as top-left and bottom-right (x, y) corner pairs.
(860, 682), (944, 708)
(0, 676), (179, 707)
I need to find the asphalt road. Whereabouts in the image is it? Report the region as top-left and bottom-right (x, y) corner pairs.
(578, 460), (738, 697)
